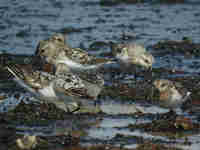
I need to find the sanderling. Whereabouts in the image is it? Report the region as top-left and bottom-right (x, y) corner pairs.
(55, 63), (104, 100)
(111, 43), (154, 78)
(153, 79), (191, 109)
(35, 34), (113, 72)
(6, 64), (101, 112)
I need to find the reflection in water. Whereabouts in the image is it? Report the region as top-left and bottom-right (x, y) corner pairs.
(16, 115), (101, 136)
(0, 92), (23, 113)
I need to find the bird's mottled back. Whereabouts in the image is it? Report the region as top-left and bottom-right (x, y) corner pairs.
(6, 64), (100, 112)
(35, 33), (113, 71)
(35, 38), (95, 67)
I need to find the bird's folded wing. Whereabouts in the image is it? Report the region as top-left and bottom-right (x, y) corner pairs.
(54, 78), (93, 99)
(64, 47), (94, 64)
(76, 71), (104, 86)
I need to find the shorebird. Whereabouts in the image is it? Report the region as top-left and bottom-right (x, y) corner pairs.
(153, 79), (191, 109)
(35, 34), (113, 72)
(6, 63), (103, 112)
(111, 43), (154, 79)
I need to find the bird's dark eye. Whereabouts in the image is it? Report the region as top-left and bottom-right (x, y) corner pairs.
(144, 59), (149, 64)
(57, 38), (63, 42)
(117, 49), (122, 53)
(160, 83), (167, 88)
(41, 49), (45, 53)
(52, 36), (62, 42)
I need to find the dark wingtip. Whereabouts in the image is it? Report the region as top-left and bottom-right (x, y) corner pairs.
(6, 64), (25, 80)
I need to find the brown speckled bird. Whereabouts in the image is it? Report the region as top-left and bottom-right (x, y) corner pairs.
(35, 33), (113, 72)
(153, 79), (191, 109)
(6, 63), (104, 112)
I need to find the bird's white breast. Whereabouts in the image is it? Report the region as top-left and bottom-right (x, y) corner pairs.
(38, 83), (57, 98)
(57, 58), (98, 70)
(171, 89), (182, 102)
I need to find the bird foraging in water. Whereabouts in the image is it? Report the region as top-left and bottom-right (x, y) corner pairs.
(153, 79), (191, 110)
(111, 43), (154, 80)
(35, 33), (114, 72)
(6, 63), (102, 113)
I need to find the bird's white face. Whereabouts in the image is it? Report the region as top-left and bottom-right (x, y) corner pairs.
(134, 53), (154, 69)
(35, 33), (66, 58)
(36, 40), (60, 63)
(49, 33), (66, 45)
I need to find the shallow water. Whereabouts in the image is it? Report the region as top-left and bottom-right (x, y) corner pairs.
(1, 0), (200, 149)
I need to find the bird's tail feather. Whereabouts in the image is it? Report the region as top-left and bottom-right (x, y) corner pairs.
(6, 64), (25, 81)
